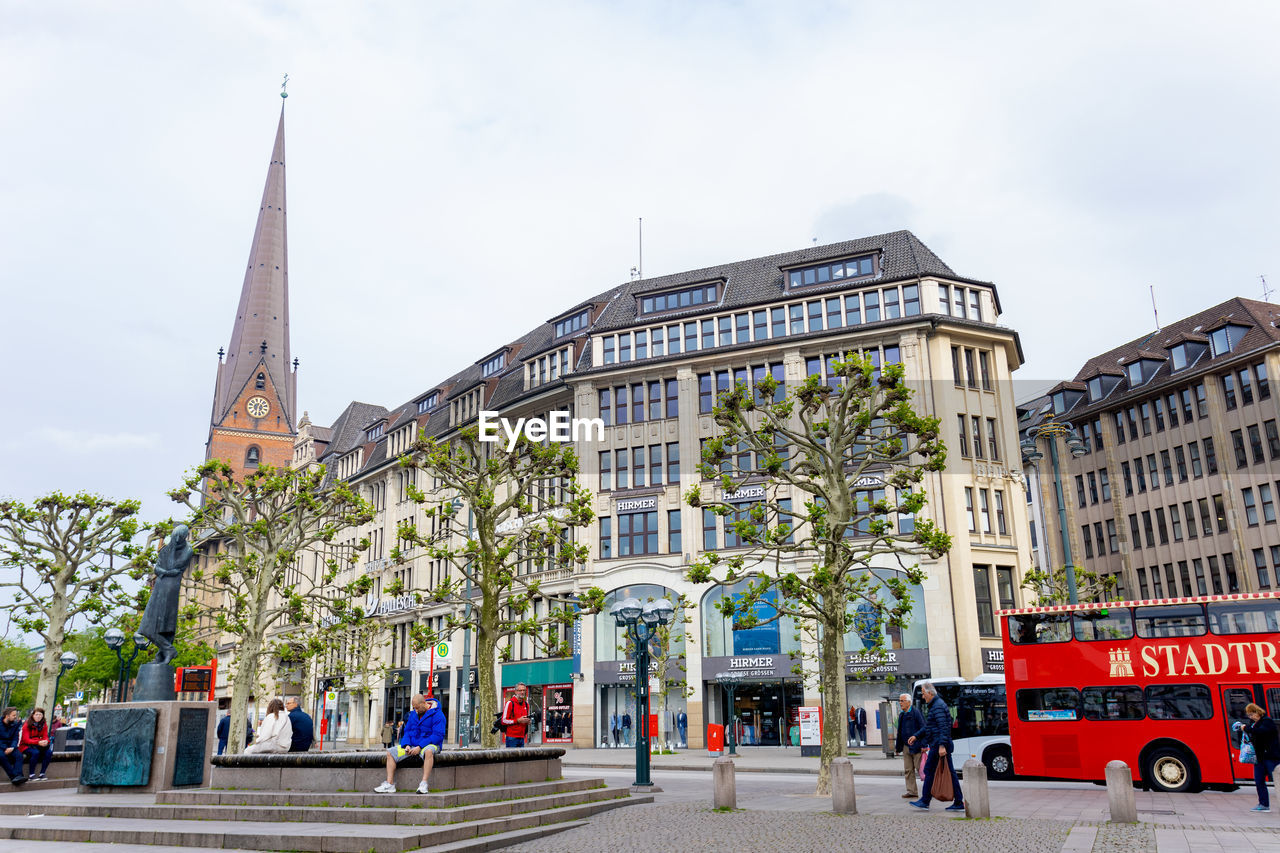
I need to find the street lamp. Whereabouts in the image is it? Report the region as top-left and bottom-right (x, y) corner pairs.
(104, 629), (151, 702)
(53, 652), (78, 709)
(0, 669), (25, 709)
(714, 672), (745, 756)
(610, 596), (673, 791)
(1022, 415), (1089, 605)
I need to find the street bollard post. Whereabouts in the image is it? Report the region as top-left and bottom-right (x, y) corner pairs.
(713, 757), (737, 810)
(830, 757), (857, 814)
(962, 759), (989, 818)
(1105, 760), (1137, 823)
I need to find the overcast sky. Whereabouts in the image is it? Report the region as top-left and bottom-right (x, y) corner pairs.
(2, 0), (1278, 533)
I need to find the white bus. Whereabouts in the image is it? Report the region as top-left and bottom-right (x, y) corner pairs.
(912, 675), (1012, 779)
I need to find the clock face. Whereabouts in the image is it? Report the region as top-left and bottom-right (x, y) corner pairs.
(247, 396), (270, 419)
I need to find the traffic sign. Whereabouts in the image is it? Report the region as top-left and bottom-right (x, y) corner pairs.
(325, 690), (338, 703)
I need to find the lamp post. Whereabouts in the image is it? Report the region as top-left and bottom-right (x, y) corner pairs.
(1021, 415), (1089, 605)
(715, 672), (745, 756)
(610, 596), (674, 791)
(452, 496), (475, 748)
(104, 629), (151, 702)
(53, 652), (78, 709)
(0, 669), (25, 709)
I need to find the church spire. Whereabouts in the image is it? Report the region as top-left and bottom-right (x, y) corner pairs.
(213, 101), (294, 428)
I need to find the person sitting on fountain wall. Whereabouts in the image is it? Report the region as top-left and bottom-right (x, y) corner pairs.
(0, 708), (27, 786)
(244, 699), (293, 754)
(284, 696), (314, 752)
(19, 708), (52, 781)
(376, 694), (446, 794)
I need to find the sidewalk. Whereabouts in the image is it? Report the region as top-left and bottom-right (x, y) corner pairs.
(559, 746), (902, 775)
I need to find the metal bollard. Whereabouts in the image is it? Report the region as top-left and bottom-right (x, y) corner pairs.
(1105, 760), (1137, 823)
(712, 757), (737, 810)
(830, 757), (857, 814)
(962, 759), (989, 818)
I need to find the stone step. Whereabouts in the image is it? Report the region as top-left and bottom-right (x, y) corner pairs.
(426, 819), (586, 853)
(0, 793), (652, 852)
(0, 778), (78, 793)
(0, 784), (631, 826)
(157, 776), (602, 808)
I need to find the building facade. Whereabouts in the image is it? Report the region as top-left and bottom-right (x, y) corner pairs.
(1020, 298), (1280, 604)
(304, 231), (1034, 748)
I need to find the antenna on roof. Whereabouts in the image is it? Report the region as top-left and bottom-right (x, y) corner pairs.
(1263, 274), (1273, 303)
(1149, 285), (1161, 331)
(629, 218), (643, 280)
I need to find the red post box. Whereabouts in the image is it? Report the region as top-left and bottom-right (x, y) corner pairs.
(707, 723), (724, 755)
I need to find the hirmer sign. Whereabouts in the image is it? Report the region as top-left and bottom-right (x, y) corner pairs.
(477, 411), (604, 451)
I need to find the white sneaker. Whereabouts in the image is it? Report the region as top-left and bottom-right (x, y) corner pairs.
(374, 781), (396, 794)
(417, 781), (430, 794)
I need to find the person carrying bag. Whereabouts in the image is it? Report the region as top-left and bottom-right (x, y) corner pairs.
(931, 752), (955, 802)
(906, 682), (965, 812)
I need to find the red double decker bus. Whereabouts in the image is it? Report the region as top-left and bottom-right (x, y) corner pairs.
(999, 591), (1280, 792)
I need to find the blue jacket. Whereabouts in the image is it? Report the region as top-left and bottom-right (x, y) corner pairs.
(895, 706), (925, 753)
(401, 703), (446, 749)
(288, 708), (314, 752)
(920, 695), (954, 749)
(0, 717), (20, 751)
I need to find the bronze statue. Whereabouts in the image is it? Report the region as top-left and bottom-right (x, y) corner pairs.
(138, 524), (194, 664)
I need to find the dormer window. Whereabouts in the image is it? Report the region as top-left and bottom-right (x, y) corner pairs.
(785, 254), (877, 290)
(255, 372), (266, 390)
(1086, 374), (1122, 402)
(366, 424), (384, 441)
(481, 352), (506, 377)
(638, 282), (722, 315)
(554, 309), (590, 338)
(1051, 389), (1084, 414)
(417, 392), (439, 414)
(1124, 358), (1161, 387)
(1209, 324), (1249, 357)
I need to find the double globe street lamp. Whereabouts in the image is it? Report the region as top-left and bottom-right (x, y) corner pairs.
(609, 596), (674, 792)
(0, 669), (28, 709)
(104, 628), (151, 703)
(53, 652), (78, 710)
(1021, 415), (1089, 604)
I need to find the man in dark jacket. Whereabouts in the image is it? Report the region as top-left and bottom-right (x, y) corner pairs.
(285, 696), (314, 752)
(376, 694), (447, 794)
(215, 714), (253, 755)
(0, 707), (27, 786)
(907, 682), (965, 812)
(894, 693), (925, 798)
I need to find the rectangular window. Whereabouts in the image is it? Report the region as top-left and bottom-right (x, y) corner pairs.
(1122, 461), (1133, 495)
(965, 487), (976, 532)
(615, 448), (628, 489)
(649, 381), (662, 420)
(650, 444), (662, 486)
(1184, 501), (1198, 539)
(1075, 475), (1087, 508)
(968, 289), (981, 320)
(1161, 450), (1173, 486)
(995, 489), (1007, 535)
(702, 318), (715, 349)
(1114, 411), (1126, 445)
(1223, 373), (1238, 410)
(1205, 436), (1218, 474)
(1178, 561), (1192, 595)
(1196, 382), (1209, 418)
(603, 337), (615, 364)
(668, 509), (682, 554)
(1174, 446), (1187, 481)
(965, 349), (978, 389)
(789, 305), (804, 335)
(957, 415), (970, 457)
(864, 291), (880, 323)
(1145, 684), (1213, 720)
(1107, 519), (1119, 553)
(1094, 521), (1106, 554)
(633, 445), (646, 488)
(1266, 420), (1280, 459)
(685, 321), (698, 352)
(979, 351), (993, 390)
(1154, 507), (1168, 544)
(1214, 493), (1228, 533)
(972, 416), (984, 458)
(1170, 504), (1183, 541)
(973, 565), (995, 636)
(633, 383), (645, 423)
(1189, 442), (1203, 478)
(1129, 514), (1142, 549)
(1240, 368), (1255, 405)
(599, 451), (612, 491)
(1180, 388), (1194, 422)
(979, 489), (992, 534)
(651, 327), (664, 358)
(1015, 687), (1081, 720)
(698, 374), (713, 414)
(599, 517), (612, 559)
(1152, 565), (1165, 597)
(1142, 510), (1155, 548)
(1148, 455), (1159, 490)
(1256, 549), (1273, 590)
(844, 294), (861, 326)
(1087, 472), (1099, 504)
(1233, 429), (1248, 468)
(634, 330), (648, 360)
(666, 378), (679, 418)
(719, 315), (733, 346)
(825, 297), (842, 329)
(1262, 483), (1276, 523)
(616, 385), (629, 425)
(1250, 424), (1265, 464)
(952, 347), (964, 386)
(1140, 402), (1151, 435)
(1153, 397), (1166, 431)
(1197, 498), (1213, 536)
(619, 334), (631, 362)
(702, 508), (717, 550)
(1100, 468), (1111, 500)
(667, 442), (680, 484)
(599, 389), (612, 427)
(883, 286), (901, 319)
(1135, 460), (1146, 493)
(754, 310), (768, 341)
(619, 510), (659, 556)
(1258, 363), (1271, 399)
(1082, 525), (1094, 559)
(1126, 407), (1139, 441)
(1083, 686), (1144, 721)
(939, 284), (951, 315)
(987, 417), (1000, 460)
(953, 285), (966, 316)
(735, 313), (750, 344)
(1136, 603), (1207, 638)
(903, 284), (920, 316)
(805, 301), (822, 332)
(771, 307), (786, 338)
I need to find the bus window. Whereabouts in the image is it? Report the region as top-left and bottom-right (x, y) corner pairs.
(1144, 684), (1212, 720)
(957, 684), (1009, 738)
(1223, 687), (1254, 748)
(1073, 609), (1134, 642)
(1016, 687), (1081, 721)
(1082, 686), (1144, 720)
(1268, 688), (1280, 721)
(1208, 600), (1280, 635)
(1134, 603), (1206, 638)
(1008, 613), (1072, 644)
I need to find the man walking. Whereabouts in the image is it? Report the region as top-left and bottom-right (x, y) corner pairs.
(894, 693), (925, 799)
(376, 694), (446, 794)
(500, 683), (531, 748)
(854, 705), (868, 747)
(907, 682), (964, 812)
(284, 696), (314, 752)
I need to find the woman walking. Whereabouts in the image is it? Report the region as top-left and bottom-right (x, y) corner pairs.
(245, 699), (293, 754)
(1244, 703), (1280, 812)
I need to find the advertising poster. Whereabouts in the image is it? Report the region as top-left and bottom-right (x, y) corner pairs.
(732, 588), (780, 655)
(542, 682), (574, 743)
(798, 706), (822, 757)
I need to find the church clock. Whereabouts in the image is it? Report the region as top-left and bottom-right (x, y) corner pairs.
(246, 396), (271, 419)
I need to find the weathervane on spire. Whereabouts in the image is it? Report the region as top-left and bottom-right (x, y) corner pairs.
(281, 73), (289, 99)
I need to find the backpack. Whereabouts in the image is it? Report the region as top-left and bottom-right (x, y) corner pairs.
(490, 700), (513, 734)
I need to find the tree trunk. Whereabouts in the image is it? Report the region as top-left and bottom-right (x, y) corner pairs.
(227, 636), (262, 754)
(815, 616), (847, 796)
(35, 580), (70, 711)
(476, 587), (500, 749)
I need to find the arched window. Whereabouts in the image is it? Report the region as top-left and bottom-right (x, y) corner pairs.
(841, 569), (928, 652)
(255, 372), (266, 390)
(700, 578), (801, 658)
(594, 584), (684, 662)
(245, 446), (261, 468)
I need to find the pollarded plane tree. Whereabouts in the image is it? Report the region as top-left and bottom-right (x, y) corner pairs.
(170, 460), (374, 753)
(394, 424), (605, 748)
(0, 492), (153, 710)
(686, 352), (951, 794)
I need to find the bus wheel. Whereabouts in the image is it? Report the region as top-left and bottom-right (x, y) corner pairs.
(983, 745), (1014, 780)
(1146, 747), (1197, 793)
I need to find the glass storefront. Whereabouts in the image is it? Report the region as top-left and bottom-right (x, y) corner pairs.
(709, 680), (804, 746)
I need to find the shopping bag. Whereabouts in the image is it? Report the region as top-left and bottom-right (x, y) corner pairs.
(918, 747), (929, 780)
(1240, 732), (1257, 764)
(931, 753), (955, 802)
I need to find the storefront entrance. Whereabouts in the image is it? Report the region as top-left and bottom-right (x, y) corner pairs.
(712, 681), (803, 746)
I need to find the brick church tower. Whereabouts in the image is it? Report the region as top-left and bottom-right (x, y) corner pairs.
(206, 102), (298, 474)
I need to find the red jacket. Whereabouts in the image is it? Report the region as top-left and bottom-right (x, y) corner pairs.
(20, 719), (49, 750)
(501, 697), (529, 739)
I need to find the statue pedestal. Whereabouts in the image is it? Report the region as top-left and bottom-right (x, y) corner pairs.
(133, 662), (177, 702)
(79, 701), (216, 794)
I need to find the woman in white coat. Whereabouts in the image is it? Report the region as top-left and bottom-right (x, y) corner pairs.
(244, 698), (293, 754)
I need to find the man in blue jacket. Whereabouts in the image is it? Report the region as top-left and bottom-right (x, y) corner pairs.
(1, 707), (27, 786)
(376, 694), (446, 794)
(285, 696), (314, 752)
(907, 682), (965, 812)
